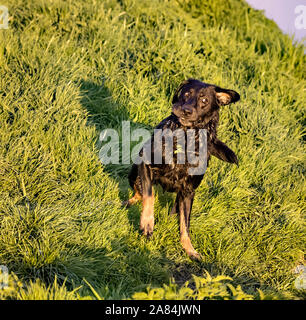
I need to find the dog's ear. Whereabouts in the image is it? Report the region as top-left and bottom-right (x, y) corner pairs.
(215, 86), (240, 106)
(210, 139), (238, 166)
(172, 79), (191, 104)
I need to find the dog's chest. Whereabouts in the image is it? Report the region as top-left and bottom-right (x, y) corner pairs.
(145, 116), (217, 193)
(151, 163), (193, 192)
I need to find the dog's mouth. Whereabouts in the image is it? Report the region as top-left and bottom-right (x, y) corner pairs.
(172, 109), (197, 127)
(178, 117), (194, 126)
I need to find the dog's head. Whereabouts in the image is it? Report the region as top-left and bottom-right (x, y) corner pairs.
(172, 79), (240, 126)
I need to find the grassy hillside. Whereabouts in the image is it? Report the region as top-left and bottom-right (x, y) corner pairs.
(0, 0), (305, 299)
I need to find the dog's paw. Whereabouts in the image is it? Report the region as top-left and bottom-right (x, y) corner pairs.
(144, 230), (153, 239)
(188, 250), (201, 261)
(140, 227), (154, 239)
(140, 217), (154, 239)
(229, 151), (239, 166)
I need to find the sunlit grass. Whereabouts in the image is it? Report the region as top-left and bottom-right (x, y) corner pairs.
(0, 0), (305, 299)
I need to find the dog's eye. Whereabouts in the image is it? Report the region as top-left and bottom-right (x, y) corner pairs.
(202, 98), (208, 103)
(184, 92), (190, 97)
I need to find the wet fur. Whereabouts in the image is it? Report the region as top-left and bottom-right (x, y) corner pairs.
(125, 79), (240, 260)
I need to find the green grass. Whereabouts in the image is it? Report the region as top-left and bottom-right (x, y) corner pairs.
(0, 0), (305, 300)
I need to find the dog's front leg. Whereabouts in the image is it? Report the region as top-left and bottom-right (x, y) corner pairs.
(178, 192), (200, 260)
(139, 163), (154, 238)
(210, 139), (238, 165)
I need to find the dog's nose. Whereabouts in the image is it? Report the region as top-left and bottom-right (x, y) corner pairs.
(182, 106), (193, 116)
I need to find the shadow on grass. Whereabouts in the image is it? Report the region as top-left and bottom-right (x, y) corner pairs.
(78, 79), (171, 227)
(59, 239), (172, 299)
(79, 80), (145, 181)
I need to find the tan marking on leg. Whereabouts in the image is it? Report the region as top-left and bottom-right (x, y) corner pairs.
(140, 193), (154, 237)
(180, 208), (200, 260)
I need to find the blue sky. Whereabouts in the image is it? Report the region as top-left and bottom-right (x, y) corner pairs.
(246, 0), (306, 44)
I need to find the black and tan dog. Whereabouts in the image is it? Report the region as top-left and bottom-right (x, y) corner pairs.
(124, 79), (240, 260)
